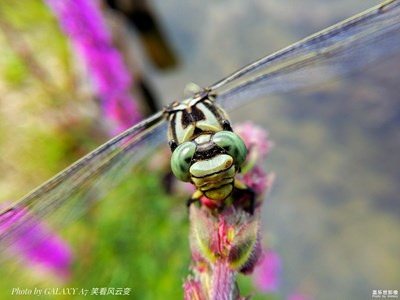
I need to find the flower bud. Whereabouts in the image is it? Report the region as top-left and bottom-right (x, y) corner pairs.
(189, 205), (261, 272)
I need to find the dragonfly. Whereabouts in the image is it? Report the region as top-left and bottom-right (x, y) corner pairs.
(0, 0), (400, 251)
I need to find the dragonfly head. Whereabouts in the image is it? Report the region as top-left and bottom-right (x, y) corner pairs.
(170, 131), (247, 201)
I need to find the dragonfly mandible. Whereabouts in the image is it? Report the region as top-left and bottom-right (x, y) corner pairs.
(0, 0), (399, 250)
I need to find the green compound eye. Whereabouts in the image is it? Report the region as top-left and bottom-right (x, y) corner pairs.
(212, 131), (247, 166)
(171, 141), (196, 182)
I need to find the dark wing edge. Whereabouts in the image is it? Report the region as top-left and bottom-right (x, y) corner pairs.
(210, 0), (400, 110)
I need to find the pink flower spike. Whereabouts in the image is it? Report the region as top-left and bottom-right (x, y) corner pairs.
(0, 204), (73, 281)
(45, 0), (142, 135)
(253, 249), (282, 293)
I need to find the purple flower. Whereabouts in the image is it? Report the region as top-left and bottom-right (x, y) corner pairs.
(0, 204), (73, 281)
(253, 249), (282, 293)
(46, 0), (141, 135)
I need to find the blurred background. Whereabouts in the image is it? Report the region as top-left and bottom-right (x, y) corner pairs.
(0, 0), (399, 299)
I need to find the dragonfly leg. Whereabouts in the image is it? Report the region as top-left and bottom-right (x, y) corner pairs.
(186, 183), (255, 215)
(233, 180), (256, 214)
(186, 189), (203, 209)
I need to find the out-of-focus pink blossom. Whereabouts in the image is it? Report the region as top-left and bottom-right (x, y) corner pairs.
(253, 249), (282, 293)
(235, 122), (273, 163)
(46, 0), (141, 135)
(235, 122), (274, 200)
(0, 204), (73, 281)
(242, 166), (275, 196)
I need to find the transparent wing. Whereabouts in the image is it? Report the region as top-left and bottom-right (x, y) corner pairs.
(1, 0), (399, 254)
(0, 112), (167, 248)
(211, 0), (400, 110)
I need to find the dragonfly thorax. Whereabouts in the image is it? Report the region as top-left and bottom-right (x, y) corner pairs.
(164, 94), (230, 146)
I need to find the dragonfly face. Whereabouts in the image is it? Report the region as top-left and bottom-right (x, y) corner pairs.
(165, 91), (248, 203)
